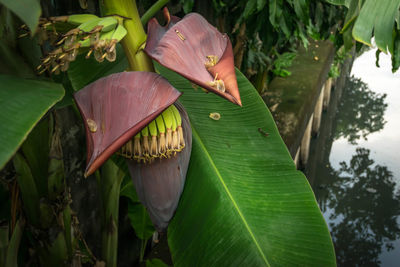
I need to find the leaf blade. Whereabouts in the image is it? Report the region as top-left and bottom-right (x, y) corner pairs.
(0, 75), (64, 169)
(0, 0), (41, 33)
(156, 63), (336, 266)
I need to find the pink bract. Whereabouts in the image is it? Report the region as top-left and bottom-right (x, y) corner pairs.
(74, 71), (181, 176)
(144, 9), (242, 106)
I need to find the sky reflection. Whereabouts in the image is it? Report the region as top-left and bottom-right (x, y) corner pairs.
(312, 48), (400, 266)
(331, 49), (400, 189)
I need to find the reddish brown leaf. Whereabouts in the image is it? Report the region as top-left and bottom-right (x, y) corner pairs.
(74, 72), (181, 176)
(144, 9), (242, 106)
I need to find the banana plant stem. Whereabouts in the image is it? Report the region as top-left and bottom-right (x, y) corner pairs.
(141, 0), (170, 25)
(99, 1), (161, 265)
(5, 219), (24, 267)
(98, 160), (124, 267)
(102, 0), (154, 72)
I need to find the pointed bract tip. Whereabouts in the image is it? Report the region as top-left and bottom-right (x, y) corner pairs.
(234, 98), (242, 107)
(163, 7), (171, 25)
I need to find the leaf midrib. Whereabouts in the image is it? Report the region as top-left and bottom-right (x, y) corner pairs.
(191, 126), (271, 267)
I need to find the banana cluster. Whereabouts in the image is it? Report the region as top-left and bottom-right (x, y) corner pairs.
(119, 104), (186, 163)
(34, 14), (127, 75)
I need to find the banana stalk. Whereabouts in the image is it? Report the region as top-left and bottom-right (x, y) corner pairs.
(98, 160), (124, 267)
(11, 113), (81, 265)
(0, 225), (8, 267)
(13, 153), (40, 226)
(5, 219), (24, 267)
(102, 0), (154, 72)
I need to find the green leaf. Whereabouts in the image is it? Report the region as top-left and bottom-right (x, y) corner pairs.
(352, 0), (400, 53)
(156, 63), (336, 266)
(375, 49), (381, 68)
(0, 40), (36, 78)
(13, 153), (40, 226)
(392, 29), (400, 72)
(146, 259), (170, 267)
(374, 0), (400, 54)
(341, 0), (360, 33)
(47, 120), (65, 201)
(67, 44), (128, 91)
(180, 0), (194, 14)
(292, 0), (309, 24)
(0, 75), (64, 169)
(127, 201), (154, 240)
(0, 0), (41, 33)
(243, 0), (257, 19)
(120, 178), (139, 203)
(256, 0), (267, 11)
(21, 115), (51, 197)
(5, 219), (24, 267)
(269, 0), (282, 28)
(324, 0), (351, 7)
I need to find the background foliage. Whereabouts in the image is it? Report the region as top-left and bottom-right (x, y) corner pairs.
(1, 0), (398, 265)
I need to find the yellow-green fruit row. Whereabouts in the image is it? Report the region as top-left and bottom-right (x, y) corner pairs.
(78, 20), (127, 48)
(119, 105), (185, 163)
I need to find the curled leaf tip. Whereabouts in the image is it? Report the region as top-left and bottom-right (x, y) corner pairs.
(144, 9), (241, 106)
(74, 72), (181, 176)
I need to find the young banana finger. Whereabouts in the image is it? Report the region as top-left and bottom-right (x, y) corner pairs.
(97, 17), (118, 32)
(111, 23), (127, 42)
(161, 107), (174, 152)
(156, 114), (167, 157)
(141, 126), (150, 162)
(67, 14), (99, 25)
(79, 17), (102, 32)
(148, 120), (158, 158)
(170, 104), (185, 149)
(170, 106), (179, 151)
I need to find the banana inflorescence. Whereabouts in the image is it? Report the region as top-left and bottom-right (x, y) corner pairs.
(118, 104), (186, 163)
(32, 14), (127, 75)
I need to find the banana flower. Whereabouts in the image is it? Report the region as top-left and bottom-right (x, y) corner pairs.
(144, 8), (242, 106)
(74, 71), (182, 177)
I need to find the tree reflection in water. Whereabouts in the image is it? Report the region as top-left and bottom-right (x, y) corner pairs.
(308, 75), (399, 266)
(319, 148), (400, 266)
(335, 77), (387, 144)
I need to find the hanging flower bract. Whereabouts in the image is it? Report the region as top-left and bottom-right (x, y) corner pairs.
(74, 71), (182, 176)
(144, 8), (242, 106)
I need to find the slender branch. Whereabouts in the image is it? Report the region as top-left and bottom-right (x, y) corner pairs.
(141, 0), (170, 25)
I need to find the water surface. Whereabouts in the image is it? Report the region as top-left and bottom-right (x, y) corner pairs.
(306, 49), (400, 266)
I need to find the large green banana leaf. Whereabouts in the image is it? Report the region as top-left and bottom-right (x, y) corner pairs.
(0, 75), (64, 169)
(328, 0), (400, 54)
(156, 63), (336, 266)
(327, 0), (400, 72)
(352, 0), (400, 53)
